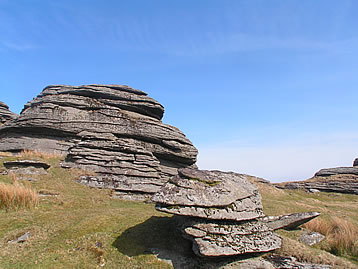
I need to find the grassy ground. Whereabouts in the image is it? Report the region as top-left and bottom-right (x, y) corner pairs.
(0, 154), (357, 268)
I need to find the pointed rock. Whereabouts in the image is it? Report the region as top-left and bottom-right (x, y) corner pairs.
(260, 212), (320, 230)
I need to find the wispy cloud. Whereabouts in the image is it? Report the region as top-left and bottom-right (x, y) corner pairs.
(1, 41), (39, 51)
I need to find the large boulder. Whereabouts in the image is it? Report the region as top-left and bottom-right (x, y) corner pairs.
(152, 168), (264, 221)
(0, 84), (198, 199)
(0, 101), (17, 124)
(153, 168), (281, 257)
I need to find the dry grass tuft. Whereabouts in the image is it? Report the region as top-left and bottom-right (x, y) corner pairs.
(275, 236), (356, 269)
(0, 174), (39, 211)
(304, 217), (358, 257)
(19, 149), (63, 160)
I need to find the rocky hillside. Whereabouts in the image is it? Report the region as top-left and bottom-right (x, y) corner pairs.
(0, 85), (198, 199)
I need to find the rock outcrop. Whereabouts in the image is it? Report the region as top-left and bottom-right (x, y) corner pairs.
(315, 167), (358, 177)
(0, 84), (198, 199)
(275, 159), (358, 195)
(276, 174), (358, 195)
(0, 101), (17, 124)
(153, 168), (320, 257)
(153, 169), (280, 257)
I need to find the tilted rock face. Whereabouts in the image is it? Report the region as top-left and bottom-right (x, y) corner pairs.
(0, 101), (17, 124)
(0, 85), (198, 198)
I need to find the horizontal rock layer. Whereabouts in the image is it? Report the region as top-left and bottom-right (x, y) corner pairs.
(179, 217), (281, 257)
(153, 169), (264, 221)
(275, 174), (358, 195)
(0, 101), (17, 124)
(315, 167), (358, 177)
(0, 85), (198, 198)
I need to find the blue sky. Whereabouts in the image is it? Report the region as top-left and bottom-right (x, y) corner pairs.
(1, 0), (358, 182)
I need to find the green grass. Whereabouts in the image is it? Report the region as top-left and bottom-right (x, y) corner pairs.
(0, 155), (357, 268)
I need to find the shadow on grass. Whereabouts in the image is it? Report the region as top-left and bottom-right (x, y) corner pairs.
(113, 216), (194, 257)
(113, 216), (264, 269)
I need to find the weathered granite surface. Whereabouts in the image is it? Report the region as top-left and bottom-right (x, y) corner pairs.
(0, 101), (17, 124)
(152, 169), (264, 221)
(179, 217), (281, 257)
(0, 85), (198, 198)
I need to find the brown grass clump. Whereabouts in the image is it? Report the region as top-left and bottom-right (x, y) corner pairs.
(275, 236), (356, 269)
(19, 149), (63, 160)
(304, 217), (358, 257)
(0, 174), (39, 211)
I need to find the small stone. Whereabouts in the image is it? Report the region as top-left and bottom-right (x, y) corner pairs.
(299, 230), (325, 246)
(8, 232), (31, 243)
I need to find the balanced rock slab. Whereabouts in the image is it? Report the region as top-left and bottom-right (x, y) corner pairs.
(179, 218), (281, 257)
(0, 101), (17, 124)
(0, 85), (198, 198)
(152, 168), (264, 221)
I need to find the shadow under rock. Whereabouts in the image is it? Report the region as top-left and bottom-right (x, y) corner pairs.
(113, 216), (265, 269)
(113, 216), (197, 267)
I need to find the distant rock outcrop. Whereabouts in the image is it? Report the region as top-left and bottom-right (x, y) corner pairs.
(0, 84), (198, 199)
(276, 160), (358, 195)
(315, 167), (358, 177)
(153, 168), (320, 257)
(0, 101), (17, 124)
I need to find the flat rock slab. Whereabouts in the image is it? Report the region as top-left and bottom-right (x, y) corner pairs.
(3, 160), (51, 170)
(267, 255), (331, 269)
(315, 167), (358, 176)
(179, 218), (281, 257)
(152, 168), (264, 221)
(260, 212), (320, 230)
(3, 160), (50, 175)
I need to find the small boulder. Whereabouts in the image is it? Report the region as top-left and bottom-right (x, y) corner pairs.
(299, 230), (325, 246)
(3, 160), (51, 176)
(8, 232), (31, 244)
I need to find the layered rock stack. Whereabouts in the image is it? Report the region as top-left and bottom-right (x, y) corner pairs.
(0, 101), (17, 124)
(0, 84), (198, 199)
(152, 168), (282, 257)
